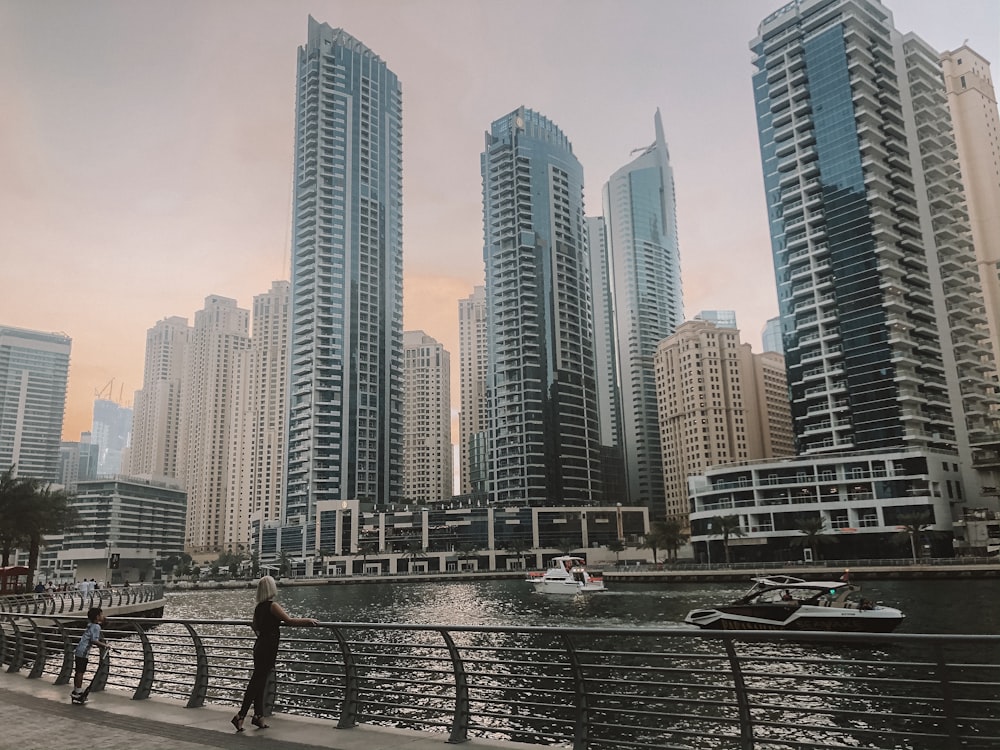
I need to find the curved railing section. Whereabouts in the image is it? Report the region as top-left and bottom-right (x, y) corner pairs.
(0, 584), (163, 616)
(0, 614), (998, 749)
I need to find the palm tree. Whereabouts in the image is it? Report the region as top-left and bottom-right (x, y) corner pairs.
(607, 538), (626, 566)
(0, 466), (32, 566)
(278, 551), (292, 577)
(656, 518), (690, 562)
(556, 537), (578, 555)
(20, 481), (78, 583)
(504, 539), (532, 569)
(456, 542), (479, 570)
(639, 532), (661, 564)
(790, 516), (836, 561)
(895, 512), (933, 561)
(714, 515), (745, 565)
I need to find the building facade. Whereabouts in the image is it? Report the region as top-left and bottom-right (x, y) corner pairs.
(689, 449), (964, 563)
(481, 107), (603, 505)
(226, 281), (290, 554)
(402, 331), (452, 502)
(127, 316), (190, 481)
(655, 321), (793, 519)
(0, 326), (71, 483)
(458, 286), (488, 497)
(91, 398), (132, 477)
(181, 295), (250, 554)
(941, 45), (1000, 377)
(602, 110), (683, 516)
(751, 0), (999, 502)
(285, 19), (404, 531)
(761, 316), (784, 354)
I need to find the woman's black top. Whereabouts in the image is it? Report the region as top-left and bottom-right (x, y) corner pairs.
(253, 600), (281, 641)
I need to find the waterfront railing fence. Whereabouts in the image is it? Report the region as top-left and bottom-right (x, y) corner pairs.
(1, 614), (997, 750)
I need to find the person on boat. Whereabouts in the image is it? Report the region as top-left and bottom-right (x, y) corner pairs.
(781, 590), (794, 602)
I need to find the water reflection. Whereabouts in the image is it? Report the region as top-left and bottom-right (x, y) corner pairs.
(164, 577), (1000, 635)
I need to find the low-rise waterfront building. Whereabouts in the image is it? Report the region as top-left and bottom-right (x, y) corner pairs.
(689, 448), (964, 564)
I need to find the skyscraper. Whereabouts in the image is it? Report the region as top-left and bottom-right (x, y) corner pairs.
(751, 0), (999, 496)
(91, 398), (132, 476)
(226, 281), (290, 553)
(482, 107), (602, 505)
(602, 110), (683, 517)
(127, 316), (189, 481)
(286, 19), (404, 526)
(941, 45), (1000, 375)
(0, 325), (71, 483)
(458, 286), (488, 497)
(402, 331), (452, 502)
(182, 295), (250, 553)
(761, 316), (784, 354)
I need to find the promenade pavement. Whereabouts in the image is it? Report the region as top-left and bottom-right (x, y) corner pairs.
(0, 669), (540, 750)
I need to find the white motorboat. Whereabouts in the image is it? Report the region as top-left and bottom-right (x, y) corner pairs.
(527, 556), (606, 594)
(684, 574), (904, 632)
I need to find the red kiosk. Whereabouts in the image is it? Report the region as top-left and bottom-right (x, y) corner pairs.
(0, 565), (29, 595)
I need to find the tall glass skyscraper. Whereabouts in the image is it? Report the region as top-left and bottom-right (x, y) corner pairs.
(602, 110), (683, 517)
(751, 0), (998, 494)
(481, 107), (602, 505)
(0, 326), (71, 483)
(285, 19), (403, 524)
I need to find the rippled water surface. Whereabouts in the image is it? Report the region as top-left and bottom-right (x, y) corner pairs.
(163, 577), (1000, 634)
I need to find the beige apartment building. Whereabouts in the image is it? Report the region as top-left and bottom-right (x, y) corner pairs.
(654, 320), (793, 520)
(403, 330), (452, 503)
(182, 296), (250, 554)
(225, 281), (289, 553)
(458, 287), (487, 496)
(941, 45), (1000, 374)
(127, 316), (190, 481)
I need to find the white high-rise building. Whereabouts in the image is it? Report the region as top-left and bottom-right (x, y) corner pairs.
(402, 331), (452, 502)
(127, 316), (190, 481)
(458, 286), (488, 497)
(226, 281), (290, 553)
(181, 295), (250, 554)
(603, 110), (683, 516)
(0, 326), (71, 483)
(751, 0), (999, 503)
(285, 19), (404, 532)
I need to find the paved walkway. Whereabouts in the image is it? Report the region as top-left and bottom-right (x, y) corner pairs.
(0, 670), (540, 750)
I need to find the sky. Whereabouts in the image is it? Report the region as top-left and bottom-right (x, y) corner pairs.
(1, 0), (998, 441)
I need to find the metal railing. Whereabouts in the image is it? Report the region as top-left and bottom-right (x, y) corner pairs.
(0, 584), (163, 616)
(1, 614), (998, 750)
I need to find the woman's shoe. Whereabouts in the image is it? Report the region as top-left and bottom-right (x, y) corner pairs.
(251, 714), (270, 729)
(231, 714), (244, 732)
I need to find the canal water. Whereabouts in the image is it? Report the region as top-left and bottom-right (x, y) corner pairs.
(163, 577), (1000, 634)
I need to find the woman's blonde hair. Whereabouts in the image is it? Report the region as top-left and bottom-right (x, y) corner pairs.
(255, 575), (278, 604)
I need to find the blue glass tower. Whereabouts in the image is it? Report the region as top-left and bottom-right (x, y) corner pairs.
(481, 107), (603, 505)
(286, 19), (404, 525)
(602, 110), (683, 517)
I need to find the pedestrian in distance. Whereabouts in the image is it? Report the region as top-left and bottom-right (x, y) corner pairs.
(72, 606), (111, 703)
(232, 575), (319, 732)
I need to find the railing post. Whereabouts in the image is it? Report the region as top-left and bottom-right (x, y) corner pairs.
(7, 618), (25, 673)
(0, 615), (7, 666)
(90, 647), (111, 692)
(54, 620), (73, 685)
(132, 621), (155, 700)
(561, 633), (589, 750)
(723, 637), (755, 750)
(26, 616), (46, 678)
(183, 623), (209, 708)
(438, 629), (470, 744)
(329, 626), (359, 728)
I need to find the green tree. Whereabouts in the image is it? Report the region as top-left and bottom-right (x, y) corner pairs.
(639, 532), (661, 564)
(714, 515), (745, 565)
(656, 518), (690, 562)
(0, 466), (32, 566)
(895, 512), (933, 561)
(607, 538), (626, 565)
(21, 482), (78, 583)
(789, 516), (837, 561)
(503, 539), (532, 569)
(556, 537), (578, 555)
(278, 551), (292, 577)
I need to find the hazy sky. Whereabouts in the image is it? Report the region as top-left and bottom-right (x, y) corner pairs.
(2, 0), (997, 440)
